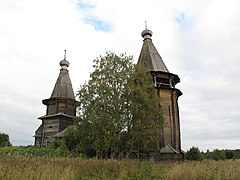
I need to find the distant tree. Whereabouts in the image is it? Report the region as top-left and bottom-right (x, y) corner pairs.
(185, 146), (204, 161)
(212, 149), (226, 161)
(0, 133), (11, 147)
(233, 149), (240, 159)
(225, 150), (234, 159)
(204, 149), (213, 159)
(75, 52), (162, 158)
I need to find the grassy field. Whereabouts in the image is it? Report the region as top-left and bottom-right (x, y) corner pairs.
(1, 156), (240, 180)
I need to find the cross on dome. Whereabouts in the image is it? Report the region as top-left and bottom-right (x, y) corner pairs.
(59, 49), (70, 70)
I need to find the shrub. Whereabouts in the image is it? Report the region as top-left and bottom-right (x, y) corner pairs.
(0, 133), (11, 147)
(185, 146), (204, 161)
(212, 149), (226, 161)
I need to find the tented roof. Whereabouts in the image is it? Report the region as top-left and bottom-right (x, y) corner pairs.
(50, 58), (75, 100)
(138, 29), (169, 72)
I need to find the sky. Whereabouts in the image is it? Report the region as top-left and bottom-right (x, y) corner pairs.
(0, 0), (240, 152)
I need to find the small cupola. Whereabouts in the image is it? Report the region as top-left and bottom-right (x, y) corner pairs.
(59, 50), (70, 70)
(141, 29), (153, 40)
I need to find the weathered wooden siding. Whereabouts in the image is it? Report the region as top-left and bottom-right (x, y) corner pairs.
(159, 88), (181, 153)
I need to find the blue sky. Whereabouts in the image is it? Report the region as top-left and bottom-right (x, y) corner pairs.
(175, 12), (185, 24)
(77, 1), (95, 10)
(83, 17), (111, 32)
(0, 0), (240, 152)
(77, 0), (111, 32)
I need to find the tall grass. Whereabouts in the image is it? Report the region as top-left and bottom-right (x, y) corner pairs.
(167, 160), (240, 180)
(1, 156), (240, 179)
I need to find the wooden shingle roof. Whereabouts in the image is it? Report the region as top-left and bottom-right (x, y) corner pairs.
(50, 56), (75, 100)
(138, 29), (169, 72)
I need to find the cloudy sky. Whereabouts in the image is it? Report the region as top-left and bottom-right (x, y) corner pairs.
(0, 0), (240, 151)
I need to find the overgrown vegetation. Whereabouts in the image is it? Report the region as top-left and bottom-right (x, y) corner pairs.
(0, 156), (240, 179)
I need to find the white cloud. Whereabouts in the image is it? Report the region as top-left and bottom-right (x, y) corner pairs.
(0, 0), (240, 151)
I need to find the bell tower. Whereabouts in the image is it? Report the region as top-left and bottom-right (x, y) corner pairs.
(138, 28), (183, 156)
(34, 51), (77, 147)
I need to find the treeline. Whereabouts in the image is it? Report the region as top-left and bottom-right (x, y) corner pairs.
(186, 146), (240, 161)
(2, 131), (240, 161)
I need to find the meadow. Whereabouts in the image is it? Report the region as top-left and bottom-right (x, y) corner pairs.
(1, 156), (240, 179)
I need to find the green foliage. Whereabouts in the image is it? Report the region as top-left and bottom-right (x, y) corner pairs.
(185, 146), (204, 161)
(74, 52), (162, 158)
(187, 148), (237, 161)
(233, 149), (240, 159)
(62, 126), (80, 153)
(0, 133), (11, 147)
(204, 149), (226, 161)
(49, 139), (71, 157)
(125, 65), (162, 151)
(0, 146), (70, 157)
(212, 149), (226, 161)
(77, 52), (135, 158)
(204, 149), (213, 160)
(51, 124), (93, 157)
(225, 150), (233, 159)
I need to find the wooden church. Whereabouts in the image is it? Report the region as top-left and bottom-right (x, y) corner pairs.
(34, 52), (77, 147)
(137, 28), (183, 160)
(34, 28), (183, 160)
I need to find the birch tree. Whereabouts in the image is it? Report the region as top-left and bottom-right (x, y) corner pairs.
(76, 52), (162, 158)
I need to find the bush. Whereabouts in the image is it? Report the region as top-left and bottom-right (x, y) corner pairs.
(185, 147), (204, 161)
(212, 149), (226, 161)
(0, 133), (11, 147)
(225, 150), (234, 159)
